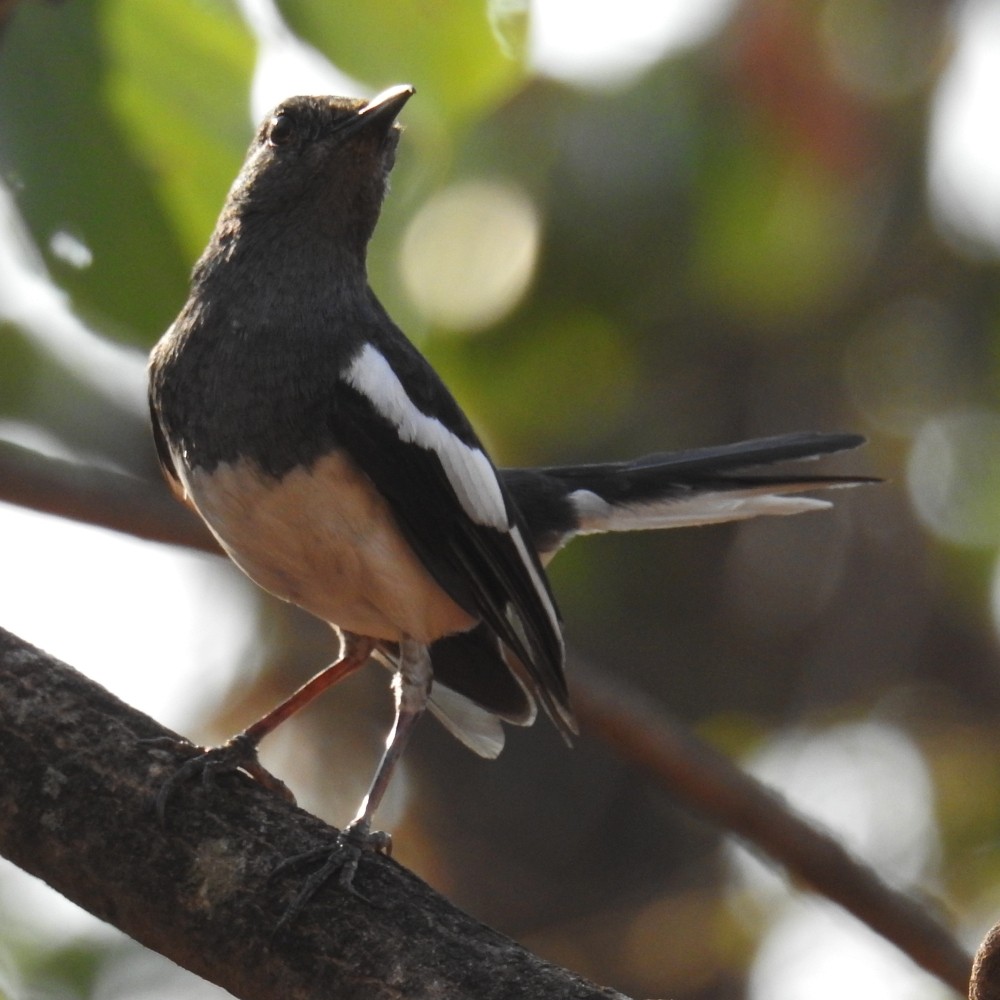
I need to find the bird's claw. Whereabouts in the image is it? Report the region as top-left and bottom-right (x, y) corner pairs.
(347, 819), (392, 857)
(272, 821), (391, 928)
(147, 732), (294, 824)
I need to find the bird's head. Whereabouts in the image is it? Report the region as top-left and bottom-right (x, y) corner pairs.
(218, 85), (414, 258)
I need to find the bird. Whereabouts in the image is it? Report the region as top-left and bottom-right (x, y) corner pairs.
(148, 84), (872, 897)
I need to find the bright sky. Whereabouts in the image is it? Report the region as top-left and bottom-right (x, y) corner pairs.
(929, 0), (1000, 255)
(529, 0), (737, 85)
(1, 1), (995, 997)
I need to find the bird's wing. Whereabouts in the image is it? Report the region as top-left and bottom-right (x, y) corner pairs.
(332, 336), (574, 737)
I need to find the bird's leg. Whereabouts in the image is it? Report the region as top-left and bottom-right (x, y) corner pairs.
(344, 636), (432, 853)
(274, 637), (432, 918)
(240, 633), (375, 747)
(153, 632), (374, 820)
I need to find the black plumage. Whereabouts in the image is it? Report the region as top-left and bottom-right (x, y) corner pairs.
(148, 85), (872, 900)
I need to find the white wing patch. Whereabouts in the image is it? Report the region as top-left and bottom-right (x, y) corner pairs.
(345, 344), (508, 530)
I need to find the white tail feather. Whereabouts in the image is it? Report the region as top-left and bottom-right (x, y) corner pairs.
(570, 488), (833, 535)
(428, 683), (506, 758)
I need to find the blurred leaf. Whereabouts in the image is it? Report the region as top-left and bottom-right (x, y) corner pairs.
(486, 0), (529, 63)
(278, 0), (525, 124)
(24, 941), (103, 999)
(689, 131), (867, 327)
(0, 0), (252, 341)
(426, 305), (637, 462)
(0, 323), (44, 417)
(102, 0), (255, 264)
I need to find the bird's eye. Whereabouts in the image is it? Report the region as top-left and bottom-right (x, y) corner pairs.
(267, 113), (295, 148)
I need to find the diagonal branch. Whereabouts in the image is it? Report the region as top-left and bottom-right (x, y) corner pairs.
(0, 442), (975, 995)
(570, 659), (971, 995)
(0, 626), (631, 1000)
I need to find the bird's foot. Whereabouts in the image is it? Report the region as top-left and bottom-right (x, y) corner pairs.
(146, 731), (295, 823)
(272, 820), (392, 927)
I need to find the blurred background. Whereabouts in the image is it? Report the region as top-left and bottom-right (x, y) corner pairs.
(1, 0), (999, 997)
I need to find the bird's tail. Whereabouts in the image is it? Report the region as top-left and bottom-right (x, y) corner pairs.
(505, 432), (875, 559)
(430, 432), (875, 755)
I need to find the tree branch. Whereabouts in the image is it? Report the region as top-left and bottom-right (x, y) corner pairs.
(570, 659), (971, 996)
(0, 439), (217, 553)
(0, 626), (631, 1000)
(971, 922), (1000, 1000)
(0, 443), (975, 995)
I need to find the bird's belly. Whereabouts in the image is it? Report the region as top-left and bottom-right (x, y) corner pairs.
(182, 451), (476, 643)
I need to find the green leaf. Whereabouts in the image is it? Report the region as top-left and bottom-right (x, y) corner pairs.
(101, 0), (256, 265)
(277, 0), (525, 124)
(0, 0), (253, 341)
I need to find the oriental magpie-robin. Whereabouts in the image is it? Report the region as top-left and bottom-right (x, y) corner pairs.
(149, 85), (871, 893)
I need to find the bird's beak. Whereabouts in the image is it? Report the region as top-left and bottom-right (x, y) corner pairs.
(344, 84), (414, 137)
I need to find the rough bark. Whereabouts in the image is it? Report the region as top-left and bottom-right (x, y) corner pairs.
(972, 922), (1000, 1000)
(0, 626), (630, 1000)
